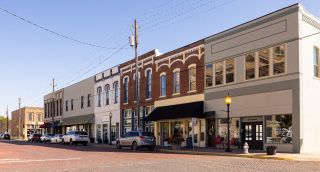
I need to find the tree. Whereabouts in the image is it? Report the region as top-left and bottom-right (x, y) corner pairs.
(0, 116), (10, 123)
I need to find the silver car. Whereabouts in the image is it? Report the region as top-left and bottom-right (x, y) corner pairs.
(50, 134), (64, 144)
(116, 131), (156, 151)
(40, 133), (54, 143)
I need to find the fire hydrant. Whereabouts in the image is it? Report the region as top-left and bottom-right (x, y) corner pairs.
(243, 142), (249, 154)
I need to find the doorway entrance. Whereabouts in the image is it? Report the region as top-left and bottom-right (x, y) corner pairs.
(207, 119), (215, 147)
(241, 122), (263, 150)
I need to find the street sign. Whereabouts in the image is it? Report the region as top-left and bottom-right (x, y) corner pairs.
(192, 118), (197, 126)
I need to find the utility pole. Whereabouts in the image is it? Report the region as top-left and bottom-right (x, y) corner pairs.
(129, 19), (140, 131)
(18, 98), (21, 140)
(6, 105), (8, 133)
(51, 78), (57, 135)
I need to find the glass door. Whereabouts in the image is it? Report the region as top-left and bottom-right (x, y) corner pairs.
(241, 122), (263, 150)
(163, 122), (169, 144)
(187, 121), (198, 146)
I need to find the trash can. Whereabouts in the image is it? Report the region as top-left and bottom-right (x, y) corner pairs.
(266, 146), (277, 155)
(186, 138), (192, 149)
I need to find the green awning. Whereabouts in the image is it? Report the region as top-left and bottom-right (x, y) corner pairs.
(61, 114), (94, 126)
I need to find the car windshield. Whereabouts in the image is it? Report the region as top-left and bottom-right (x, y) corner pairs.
(34, 134), (41, 136)
(142, 132), (154, 137)
(48, 134), (54, 136)
(75, 131), (88, 135)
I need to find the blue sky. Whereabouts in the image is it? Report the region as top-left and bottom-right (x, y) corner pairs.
(0, 0), (319, 118)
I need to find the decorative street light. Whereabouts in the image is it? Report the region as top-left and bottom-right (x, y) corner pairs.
(225, 93), (232, 152)
(109, 111), (113, 145)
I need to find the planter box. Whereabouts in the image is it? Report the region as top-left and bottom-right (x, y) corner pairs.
(171, 144), (181, 150)
(164, 141), (171, 147)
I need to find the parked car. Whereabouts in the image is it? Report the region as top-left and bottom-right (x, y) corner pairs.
(50, 134), (64, 144)
(2, 134), (10, 140)
(116, 131), (156, 151)
(0, 134), (3, 139)
(28, 134), (41, 142)
(62, 130), (89, 146)
(40, 133), (54, 143)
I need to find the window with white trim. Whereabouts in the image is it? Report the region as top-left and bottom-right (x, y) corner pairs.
(124, 78), (128, 103)
(106, 86), (110, 105)
(314, 47), (319, 77)
(245, 53), (255, 80)
(29, 113), (32, 121)
(146, 70), (151, 99)
(226, 58), (234, 83)
(98, 88), (102, 106)
(114, 82), (118, 103)
(206, 64), (213, 87)
(259, 49), (269, 77)
(37, 114), (41, 121)
(274, 45), (285, 75)
(161, 75), (166, 96)
(174, 71), (180, 93)
(189, 66), (196, 91)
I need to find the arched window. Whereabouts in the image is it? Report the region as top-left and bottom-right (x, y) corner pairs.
(189, 64), (196, 91)
(106, 85), (110, 105)
(146, 70), (151, 99)
(114, 82), (118, 103)
(124, 78), (128, 103)
(160, 73), (166, 96)
(314, 47), (319, 77)
(37, 114), (41, 121)
(98, 88), (102, 106)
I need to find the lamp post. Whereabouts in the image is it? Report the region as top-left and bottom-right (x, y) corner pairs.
(109, 111), (113, 145)
(225, 93), (232, 152)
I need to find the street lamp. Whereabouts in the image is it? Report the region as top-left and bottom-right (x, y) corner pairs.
(109, 111), (113, 145)
(225, 93), (232, 152)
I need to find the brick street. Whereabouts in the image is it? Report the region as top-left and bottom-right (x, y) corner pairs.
(1, 141), (320, 172)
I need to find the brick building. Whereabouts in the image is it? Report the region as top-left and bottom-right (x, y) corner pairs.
(11, 107), (44, 140)
(120, 50), (160, 135)
(144, 39), (213, 147)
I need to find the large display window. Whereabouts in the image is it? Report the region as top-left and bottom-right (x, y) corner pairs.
(218, 118), (239, 142)
(171, 121), (183, 138)
(265, 114), (292, 144)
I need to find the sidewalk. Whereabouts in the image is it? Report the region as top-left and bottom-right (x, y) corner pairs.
(155, 146), (320, 161)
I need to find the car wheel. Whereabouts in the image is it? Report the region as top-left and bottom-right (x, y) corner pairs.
(131, 142), (138, 150)
(148, 147), (154, 151)
(83, 142), (87, 146)
(69, 139), (73, 146)
(62, 139), (65, 145)
(74, 142), (78, 146)
(116, 141), (121, 149)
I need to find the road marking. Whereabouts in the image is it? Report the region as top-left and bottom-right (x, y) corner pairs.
(0, 159), (20, 161)
(0, 158), (81, 163)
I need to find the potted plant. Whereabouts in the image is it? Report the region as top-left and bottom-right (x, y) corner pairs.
(168, 137), (185, 150)
(104, 136), (108, 144)
(164, 137), (171, 146)
(266, 146), (277, 155)
(232, 141), (241, 149)
(98, 136), (102, 143)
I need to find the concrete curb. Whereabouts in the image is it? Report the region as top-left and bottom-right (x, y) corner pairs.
(157, 149), (296, 161)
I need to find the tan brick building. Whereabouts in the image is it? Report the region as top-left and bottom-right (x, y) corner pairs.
(11, 107), (44, 140)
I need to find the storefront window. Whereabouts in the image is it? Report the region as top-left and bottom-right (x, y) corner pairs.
(96, 124), (101, 141)
(200, 120), (205, 141)
(103, 124), (108, 141)
(265, 114), (292, 144)
(171, 121), (183, 138)
(218, 118), (239, 142)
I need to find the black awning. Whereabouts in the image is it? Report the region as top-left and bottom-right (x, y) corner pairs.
(145, 101), (206, 121)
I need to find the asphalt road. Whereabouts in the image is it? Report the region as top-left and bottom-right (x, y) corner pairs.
(1, 140), (320, 172)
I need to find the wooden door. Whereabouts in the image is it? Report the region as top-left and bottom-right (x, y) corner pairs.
(208, 119), (215, 147)
(242, 122), (263, 150)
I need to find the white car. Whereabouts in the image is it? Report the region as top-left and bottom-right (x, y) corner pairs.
(50, 134), (64, 144)
(40, 133), (54, 143)
(62, 130), (89, 146)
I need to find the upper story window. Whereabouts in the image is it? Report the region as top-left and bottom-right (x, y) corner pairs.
(274, 45), (285, 75)
(88, 94), (91, 106)
(259, 49), (269, 77)
(174, 70), (180, 93)
(226, 59), (234, 83)
(189, 65), (196, 91)
(56, 100), (59, 116)
(66, 101), (68, 111)
(114, 82), (118, 103)
(44, 104), (47, 118)
(37, 114), (41, 121)
(124, 109), (131, 118)
(216, 62), (223, 85)
(60, 99), (62, 115)
(98, 88), (102, 107)
(160, 74), (166, 96)
(124, 78), (128, 103)
(146, 70), (152, 99)
(71, 99), (74, 110)
(246, 53), (255, 80)
(29, 113), (32, 121)
(134, 74), (139, 101)
(106, 85), (110, 105)
(81, 96), (84, 108)
(206, 65), (213, 87)
(314, 47), (319, 77)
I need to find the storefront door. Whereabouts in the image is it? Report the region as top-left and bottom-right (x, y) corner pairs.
(207, 119), (215, 147)
(241, 122), (263, 150)
(162, 122), (169, 145)
(188, 121), (197, 146)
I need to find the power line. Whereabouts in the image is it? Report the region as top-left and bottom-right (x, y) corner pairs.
(140, 0), (236, 35)
(0, 7), (131, 49)
(138, 0), (175, 18)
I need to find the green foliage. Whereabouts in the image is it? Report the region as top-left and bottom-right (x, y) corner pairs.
(0, 116), (10, 123)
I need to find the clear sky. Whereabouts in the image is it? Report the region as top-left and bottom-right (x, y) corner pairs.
(0, 0), (319, 118)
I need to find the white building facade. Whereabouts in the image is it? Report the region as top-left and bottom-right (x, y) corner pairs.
(94, 66), (121, 144)
(204, 3), (320, 153)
